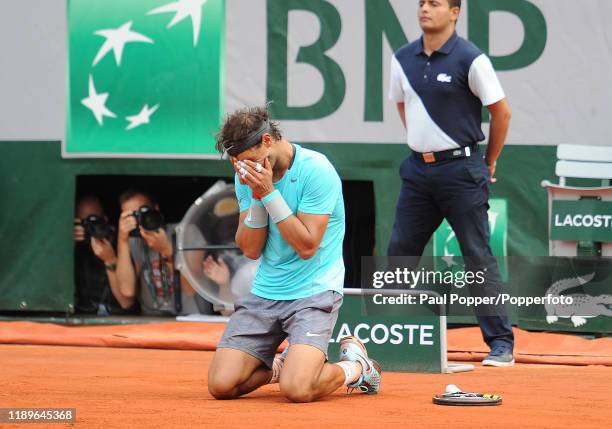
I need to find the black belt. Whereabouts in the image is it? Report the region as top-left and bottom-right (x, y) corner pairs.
(413, 144), (479, 164)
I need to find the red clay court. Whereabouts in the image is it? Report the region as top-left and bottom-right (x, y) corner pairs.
(1, 322), (611, 428)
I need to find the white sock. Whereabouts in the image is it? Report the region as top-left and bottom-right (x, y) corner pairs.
(335, 361), (362, 385)
(269, 355), (284, 384)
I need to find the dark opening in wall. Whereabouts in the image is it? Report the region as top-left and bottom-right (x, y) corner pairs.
(75, 175), (227, 227)
(342, 181), (376, 288)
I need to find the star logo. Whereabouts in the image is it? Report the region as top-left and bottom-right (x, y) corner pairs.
(81, 75), (117, 125)
(68, 0), (223, 154)
(147, 0), (208, 47)
(126, 104), (160, 130)
(92, 21), (154, 67)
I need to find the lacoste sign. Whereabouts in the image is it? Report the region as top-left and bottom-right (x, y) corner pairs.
(551, 200), (612, 242)
(329, 322), (435, 346)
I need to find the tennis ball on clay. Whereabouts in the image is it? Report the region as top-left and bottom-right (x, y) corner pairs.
(445, 384), (461, 394)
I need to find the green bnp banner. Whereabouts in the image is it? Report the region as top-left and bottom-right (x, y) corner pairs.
(65, 0), (225, 158)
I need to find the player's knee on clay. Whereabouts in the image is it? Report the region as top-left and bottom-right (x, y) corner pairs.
(207, 373), (240, 400)
(207, 362), (244, 400)
(280, 384), (316, 403)
(279, 373), (317, 403)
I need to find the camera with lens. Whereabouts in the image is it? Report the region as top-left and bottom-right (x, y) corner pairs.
(130, 205), (164, 237)
(81, 215), (113, 241)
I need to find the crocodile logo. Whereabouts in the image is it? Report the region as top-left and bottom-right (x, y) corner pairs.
(437, 73), (452, 83)
(545, 272), (612, 327)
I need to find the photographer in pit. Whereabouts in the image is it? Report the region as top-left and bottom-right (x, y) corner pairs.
(73, 195), (138, 315)
(115, 188), (183, 316)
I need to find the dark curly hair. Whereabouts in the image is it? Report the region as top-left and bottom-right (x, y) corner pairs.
(215, 105), (282, 156)
(118, 188), (157, 207)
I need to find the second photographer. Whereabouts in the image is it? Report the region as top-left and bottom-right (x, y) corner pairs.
(115, 189), (180, 316)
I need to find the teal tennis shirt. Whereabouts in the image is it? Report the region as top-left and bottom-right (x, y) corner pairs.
(235, 144), (345, 300)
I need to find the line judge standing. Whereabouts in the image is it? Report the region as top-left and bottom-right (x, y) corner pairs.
(387, 0), (514, 366)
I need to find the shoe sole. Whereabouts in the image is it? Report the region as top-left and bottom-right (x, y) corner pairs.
(482, 358), (515, 367)
(364, 359), (382, 394)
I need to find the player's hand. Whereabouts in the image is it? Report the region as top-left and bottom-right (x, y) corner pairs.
(202, 255), (230, 288)
(73, 219), (85, 242)
(487, 162), (497, 184)
(91, 238), (117, 264)
(231, 157), (247, 185)
(140, 227), (173, 258)
(241, 158), (274, 198)
(118, 211), (137, 242)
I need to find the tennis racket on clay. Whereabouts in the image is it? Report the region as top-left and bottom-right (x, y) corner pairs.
(433, 391), (502, 406)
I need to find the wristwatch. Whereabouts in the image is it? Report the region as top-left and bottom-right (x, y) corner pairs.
(104, 262), (117, 272)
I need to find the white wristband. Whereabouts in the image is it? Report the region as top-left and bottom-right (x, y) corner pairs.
(244, 199), (268, 228)
(262, 190), (293, 224)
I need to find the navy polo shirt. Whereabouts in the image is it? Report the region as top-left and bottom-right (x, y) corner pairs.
(389, 32), (505, 153)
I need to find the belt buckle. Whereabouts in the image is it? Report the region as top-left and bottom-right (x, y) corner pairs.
(423, 152), (436, 163)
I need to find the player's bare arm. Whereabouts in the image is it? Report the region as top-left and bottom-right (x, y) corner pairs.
(232, 157), (269, 259)
(235, 210), (268, 259)
(275, 212), (328, 260)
